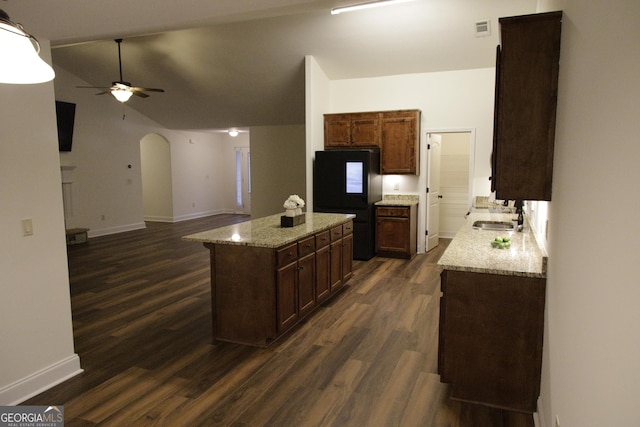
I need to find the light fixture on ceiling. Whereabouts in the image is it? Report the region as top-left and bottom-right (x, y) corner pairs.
(0, 9), (55, 84)
(228, 130), (239, 137)
(331, 0), (415, 15)
(110, 84), (134, 103)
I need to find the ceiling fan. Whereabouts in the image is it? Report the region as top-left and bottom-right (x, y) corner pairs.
(78, 38), (164, 103)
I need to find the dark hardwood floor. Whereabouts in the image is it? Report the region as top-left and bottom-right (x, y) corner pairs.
(25, 214), (534, 427)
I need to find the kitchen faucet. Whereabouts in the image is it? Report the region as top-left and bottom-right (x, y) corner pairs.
(514, 200), (524, 231)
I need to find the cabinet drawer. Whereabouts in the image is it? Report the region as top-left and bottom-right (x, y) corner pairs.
(298, 236), (316, 257)
(330, 225), (343, 242)
(277, 243), (298, 268)
(377, 207), (409, 218)
(342, 221), (354, 235)
(316, 230), (331, 249)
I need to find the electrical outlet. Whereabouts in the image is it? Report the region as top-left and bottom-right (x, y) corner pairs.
(22, 219), (34, 237)
(555, 415), (560, 427)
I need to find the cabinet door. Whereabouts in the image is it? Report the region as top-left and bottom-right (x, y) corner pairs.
(493, 11), (562, 201)
(298, 252), (316, 317)
(329, 240), (343, 292)
(341, 232), (353, 282)
(315, 245), (331, 302)
(376, 217), (410, 254)
(350, 112), (381, 147)
(276, 261), (298, 332)
(381, 110), (420, 174)
(324, 114), (351, 148)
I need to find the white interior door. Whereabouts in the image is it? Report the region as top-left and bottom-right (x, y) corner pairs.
(426, 133), (442, 251)
(439, 132), (471, 238)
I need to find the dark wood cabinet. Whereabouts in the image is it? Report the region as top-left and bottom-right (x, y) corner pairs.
(276, 243), (300, 332)
(297, 252), (316, 317)
(324, 109), (420, 175)
(341, 231), (353, 282)
(491, 11), (562, 201)
(324, 112), (381, 148)
(297, 236), (317, 317)
(380, 110), (420, 175)
(438, 269), (546, 413)
(329, 225), (344, 293)
(375, 205), (417, 259)
(207, 219), (353, 347)
(276, 258), (298, 332)
(315, 231), (331, 302)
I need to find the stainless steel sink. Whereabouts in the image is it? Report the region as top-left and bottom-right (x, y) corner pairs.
(472, 220), (515, 231)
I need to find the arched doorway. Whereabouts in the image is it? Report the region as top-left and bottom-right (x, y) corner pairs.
(140, 133), (173, 222)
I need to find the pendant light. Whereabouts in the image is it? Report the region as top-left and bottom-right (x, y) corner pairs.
(0, 9), (55, 84)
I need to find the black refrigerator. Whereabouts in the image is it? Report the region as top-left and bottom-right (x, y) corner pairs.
(313, 149), (382, 260)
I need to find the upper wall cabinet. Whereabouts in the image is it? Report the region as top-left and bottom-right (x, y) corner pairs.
(324, 109), (420, 175)
(380, 110), (420, 175)
(491, 11), (562, 201)
(324, 112), (381, 148)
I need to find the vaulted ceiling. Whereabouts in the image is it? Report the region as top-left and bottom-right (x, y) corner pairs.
(4, 0), (536, 130)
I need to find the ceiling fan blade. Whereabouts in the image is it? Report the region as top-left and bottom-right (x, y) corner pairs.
(77, 40), (164, 102)
(132, 87), (165, 93)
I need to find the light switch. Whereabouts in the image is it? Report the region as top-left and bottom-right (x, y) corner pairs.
(22, 219), (34, 237)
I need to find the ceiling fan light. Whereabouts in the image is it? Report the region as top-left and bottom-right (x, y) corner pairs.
(111, 88), (133, 103)
(0, 10), (55, 84)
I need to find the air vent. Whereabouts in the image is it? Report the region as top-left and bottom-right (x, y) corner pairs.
(475, 19), (491, 37)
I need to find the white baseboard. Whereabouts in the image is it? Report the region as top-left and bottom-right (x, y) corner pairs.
(439, 232), (458, 239)
(172, 209), (232, 223)
(0, 354), (83, 405)
(143, 215), (174, 223)
(88, 222), (146, 238)
(536, 396), (547, 427)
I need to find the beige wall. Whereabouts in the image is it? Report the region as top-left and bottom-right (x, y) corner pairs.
(536, 1), (640, 426)
(0, 40), (81, 404)
(250, 125), (306, 219)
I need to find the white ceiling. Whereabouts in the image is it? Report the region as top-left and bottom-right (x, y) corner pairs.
(3, 0), (537, 130)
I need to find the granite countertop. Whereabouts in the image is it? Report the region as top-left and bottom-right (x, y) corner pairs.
(375, 194), (419, 206)
(437, 212), (548, 278)
(183, 212), (354, 248)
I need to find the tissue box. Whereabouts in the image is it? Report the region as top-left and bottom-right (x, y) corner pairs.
(281, 214), (305, 227)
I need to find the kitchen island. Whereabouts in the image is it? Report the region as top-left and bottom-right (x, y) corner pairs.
(437, 212), (548, 413)
(183, 212), (355, 347)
